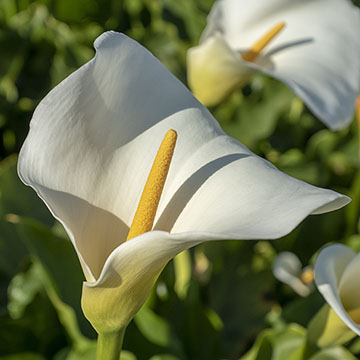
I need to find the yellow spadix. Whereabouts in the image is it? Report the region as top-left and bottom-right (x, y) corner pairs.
(242, 22), (285, 62)
(126, 129), (177, 241)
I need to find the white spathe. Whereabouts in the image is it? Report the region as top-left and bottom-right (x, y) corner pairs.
(272, 252), (313, 297)
(315, 244), (360, 336)
(18, 31), (350, 333)
(187, 0), (360, 130)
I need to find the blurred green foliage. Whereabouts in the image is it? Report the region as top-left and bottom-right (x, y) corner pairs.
(0, 0), (359, 359)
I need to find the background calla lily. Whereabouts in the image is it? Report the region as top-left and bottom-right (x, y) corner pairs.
(18, 31), (350, 334)
(187, 0), (360, 130)
(315, 244), (360, 336)
(272, 251), (314, 297)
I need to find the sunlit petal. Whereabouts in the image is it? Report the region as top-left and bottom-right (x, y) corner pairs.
(191, 0), (360, 129)
(338, 253), (360, 312)
(18, 32), (223, 279)
(19, 31), (350, 285)
(160, 133), (349, 239)
(315, 244), (360, 335)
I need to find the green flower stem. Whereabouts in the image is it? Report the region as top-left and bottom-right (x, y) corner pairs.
(96, 328), (126, 360)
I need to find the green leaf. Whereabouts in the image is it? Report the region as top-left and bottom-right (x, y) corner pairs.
(0, 220), (28, 278)
(7, 262), (43, 319)
(162, 0), (207, 41)
(0, 0), (18, 22)
(240, 324), (306, 360)
(180, 280), (222, 359)
(134, 303), (171, 347)
(15, 217), (96, 340)
(309, 346), (357, 360)
(53, 0), (97, 23)
(282, 292), (324, 327)
(119, 351), (138, 360)
(0, 156), (53, 225)
(307, 304), (356, 348)
(220, 79), (294, 148)
(345, 171), (360, 236)
(276, 149), (326, 185)
(307, 130), (339, 160)
(0, 289), (67, 356)
(208, 259), (275, 356)
(54, 345), (96, 360)
(0, 156), (55, 279)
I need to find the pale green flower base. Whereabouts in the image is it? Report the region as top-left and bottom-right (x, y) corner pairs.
(96, 329), (126, 360)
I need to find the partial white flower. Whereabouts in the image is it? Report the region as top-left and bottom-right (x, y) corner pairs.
(315, 244), (360, 336)
(272, 251), (314, 297)
(187, 0), (360, 130)
(18, 31), (350, 334)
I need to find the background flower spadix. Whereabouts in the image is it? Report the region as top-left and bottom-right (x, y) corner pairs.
(272, 251), (314, 297)
(18, 31), (350, 334)
(187, 0), (360, 130)
(315, 244), (360, 336)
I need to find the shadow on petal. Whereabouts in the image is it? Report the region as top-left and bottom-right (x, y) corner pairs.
(266, 38), (314, 56)
(91, 261), (125, 289)
(155, 153), (249, 232)
(34, 185), (129, 279)
(237, 38), (313, 71)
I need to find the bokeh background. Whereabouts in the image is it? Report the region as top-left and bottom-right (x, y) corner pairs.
(0, 0), (360, 359)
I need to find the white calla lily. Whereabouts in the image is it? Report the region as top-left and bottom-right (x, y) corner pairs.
(18, 31), (350, 335)
(187, 0), (360, 130)
(315, 244), (360, 336)
(272, 251), (314, 297)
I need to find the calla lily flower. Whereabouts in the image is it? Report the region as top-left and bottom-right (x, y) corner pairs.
(315, 244), (360, 336)
(187, 0), (360, 130)
(18, 31), (350, 335)
(273, 251), (314, 297)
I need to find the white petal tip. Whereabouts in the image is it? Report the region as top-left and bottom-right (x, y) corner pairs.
(312, 194), (351, 215)
(93, 31), (126, 50)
